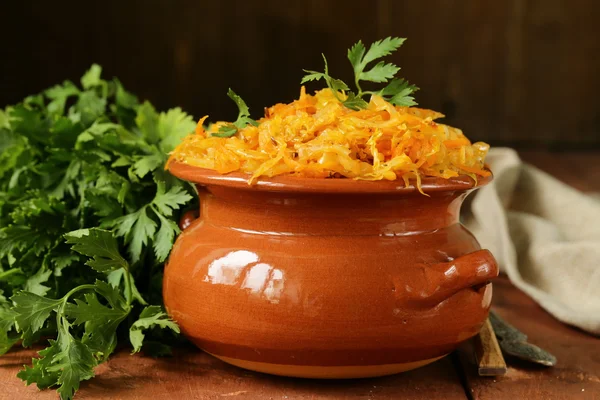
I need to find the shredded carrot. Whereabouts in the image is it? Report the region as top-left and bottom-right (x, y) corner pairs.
(168, 88), (490, 186)
(194, 116), (209, 136)
(444, 139), (471, 149)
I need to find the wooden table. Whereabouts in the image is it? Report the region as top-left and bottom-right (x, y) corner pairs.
(1, 151), (599, 399)
(518, 150), (600, 192)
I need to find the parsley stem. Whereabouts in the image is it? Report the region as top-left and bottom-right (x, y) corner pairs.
(331, 90), (345, 103)
(123, 269), (133, 306)
(355, 77), (364, 99)
(0, 268), (23, 280)
(61, 284), (97, 304)
(54, 283), (98, 338)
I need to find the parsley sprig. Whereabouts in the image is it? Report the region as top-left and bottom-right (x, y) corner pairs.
(13, 229), (179, 399)
(212, 89), (258, 137)
(301, 37), (419, 110)
(0, 65), (192, 399)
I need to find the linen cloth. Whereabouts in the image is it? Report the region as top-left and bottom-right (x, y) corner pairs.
(464, 148), (600, 335)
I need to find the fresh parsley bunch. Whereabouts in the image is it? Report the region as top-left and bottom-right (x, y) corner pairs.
(301, 37), (419, 110)
(0, 65), (197, 399)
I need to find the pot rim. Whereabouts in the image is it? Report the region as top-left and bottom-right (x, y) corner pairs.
(168, 161), (493, 194)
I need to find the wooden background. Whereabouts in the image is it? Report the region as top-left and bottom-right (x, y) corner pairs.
(2, 0), (599, 148)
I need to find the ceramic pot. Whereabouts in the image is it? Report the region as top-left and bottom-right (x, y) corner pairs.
(164, 161), (498, 379)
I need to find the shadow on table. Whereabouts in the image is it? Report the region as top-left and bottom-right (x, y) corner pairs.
(2, 344), (467, 399)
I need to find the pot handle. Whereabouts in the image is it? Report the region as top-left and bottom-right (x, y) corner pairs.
(179, 209), (199, 231)
(178, 186), (209, 231)
(397, 249), (499, 308)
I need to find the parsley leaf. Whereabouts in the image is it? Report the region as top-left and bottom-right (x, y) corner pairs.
(135, 101), (161, 144)
(352, 37), (405, 72)
(301, 55), (350, 103)
(301, 37), (419, 110)
(152, 181), (193, 217)
(133, 152), (164, 179)
(12, 292), (61, 346)
(212, 89), (258, 137)
(158, 108), (197, 152)
(15, 279), (130, 399)
(113, 206), (156, 264)
(80, 64), (103, 89)
(76, 91), (107, 126)
(65, 229), (128, 273)
(45, 81), (80, 116)
(341, 92), (369, 111)
(106, 268), (147, 306)
(49, 336), (97, 400)
(112, 179), (191, 263)
(0, 330), (19, 356)
(17, 341), (62, 389)
(214, 124), (237, 138)
(379, 78), (419, 106)
(0, 306), (19, 355)
(359, 61), (400, 83)
(152, 212), (179, 262)
(129, 306), (180, 353)
(24, 267), (52, 296)
(65, 286), (128, 360)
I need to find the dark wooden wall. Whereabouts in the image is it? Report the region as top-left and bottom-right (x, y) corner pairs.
(2, 0), (599, 148)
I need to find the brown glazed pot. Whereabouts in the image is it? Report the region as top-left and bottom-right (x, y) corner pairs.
(164, 161), (499, 379)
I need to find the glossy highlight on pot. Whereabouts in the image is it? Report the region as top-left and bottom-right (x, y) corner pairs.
(202, 250), (285, 304)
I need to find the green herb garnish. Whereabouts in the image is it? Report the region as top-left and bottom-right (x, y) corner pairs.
(212, 88), (258, 137)
(0, 65), (193, 399)
(301, 37), (419, 110)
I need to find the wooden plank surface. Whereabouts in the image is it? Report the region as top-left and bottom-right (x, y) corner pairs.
(461, 276), (600, 400)
(0, 348), (466, 400)
(519, 151), (600, 192)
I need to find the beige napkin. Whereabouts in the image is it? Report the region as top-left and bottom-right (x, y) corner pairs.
(464, 148), (600, 335)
